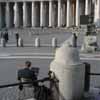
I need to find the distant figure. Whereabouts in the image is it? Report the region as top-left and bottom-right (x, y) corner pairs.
(5, 31), (9, 43)
(72, 33), (77, 47)
(15, 33), (19, 47)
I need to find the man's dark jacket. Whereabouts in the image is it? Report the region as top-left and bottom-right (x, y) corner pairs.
(18, 68), (37, 81)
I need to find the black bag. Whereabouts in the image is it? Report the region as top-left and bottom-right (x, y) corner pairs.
(34, 85), (52, 100)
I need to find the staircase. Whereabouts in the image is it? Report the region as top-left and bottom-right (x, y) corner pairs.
(0, 27), (70, 36)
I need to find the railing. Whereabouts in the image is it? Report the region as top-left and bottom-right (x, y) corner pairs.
(0, 77), (50, 100)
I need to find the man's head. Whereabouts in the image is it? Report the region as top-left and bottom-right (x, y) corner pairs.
(25, 61), (31, 68)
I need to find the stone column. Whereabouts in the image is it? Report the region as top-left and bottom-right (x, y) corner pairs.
(14, 2), (20, 27)
(97, 0), (100, 20)
(85, 0), (89, 15)
(6, 2), (11, 28)
(94, 1), (97, 22)
(23, 2), (28, 27)
(58, 0), (61, 27)
(32, 1), (36, 27)
(76, 0), (80, 26)
(49, 0), (52, 27)
(62, 3), (66, 26)
(67, 0), (70, 27)
(40, 1), (44, 27)
(0, 3), (2, 29)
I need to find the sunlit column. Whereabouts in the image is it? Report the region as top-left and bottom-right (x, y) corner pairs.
(58, 0), (61, 27)
(32, 2), (36, 27)
(14, 2), (20, 27)
(23, 2), (28, 27)
(97, 0), (100, 20)
(85, 0), (89, 15)
(67, 0), (70, 27)
(40, 1), (44, 27)
(49, 0), (52, 27)
(76, 0), (80, 26)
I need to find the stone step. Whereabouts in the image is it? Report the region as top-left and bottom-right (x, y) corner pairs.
(1, 27), (69, 36)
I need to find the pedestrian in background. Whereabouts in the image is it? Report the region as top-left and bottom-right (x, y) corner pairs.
(72, 33), (77, 47)
(5, 31), (9, 43)
(15, 33), (19, 47)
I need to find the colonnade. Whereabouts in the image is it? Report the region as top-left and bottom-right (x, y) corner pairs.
(0, 0), (99, 29)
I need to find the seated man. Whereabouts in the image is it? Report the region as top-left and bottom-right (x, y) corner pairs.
(17, 61), (39, 99)
(17, 61), (38, 88)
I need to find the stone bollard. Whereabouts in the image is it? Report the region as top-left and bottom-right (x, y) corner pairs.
(52, 37), (57, 48)
(35, 37), (40, 47)
(1, 38), (6, 47)
(50, 44), (85, 100)
(18, 37), (23, 47)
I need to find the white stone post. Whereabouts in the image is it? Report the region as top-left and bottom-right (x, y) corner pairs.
(49, 0), (52, 27)
(23, 2), (28, 27)
(40, 1), (44, 27)
(58, 0), (61, 27)
(35, 37), (40, 47)
(1, 38), (6, 47)
(18, 37), (23, 47)
(85, 0), (89, 15)
(52, 37), (57, 48)
(67, 0), (70, 27)
(14, 2), (20, 27)
(76, 0), (80, 26)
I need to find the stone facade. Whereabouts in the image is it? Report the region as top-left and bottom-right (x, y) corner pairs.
(0, 0), (99, 29)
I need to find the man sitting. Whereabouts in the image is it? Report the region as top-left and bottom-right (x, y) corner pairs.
(17, 61), (38, 88)
(17, 61), (39, 99)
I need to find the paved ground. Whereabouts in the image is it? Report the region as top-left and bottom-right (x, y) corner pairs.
(0, 29), (100, 100)
(0, 30), (100, 85)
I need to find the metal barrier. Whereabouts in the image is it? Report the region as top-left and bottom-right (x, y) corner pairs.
(0, 77), (51, 100)
(84, 62), (100, 92)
